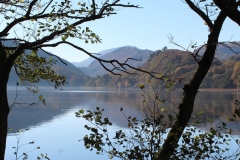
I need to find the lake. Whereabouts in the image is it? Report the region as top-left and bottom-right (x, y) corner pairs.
(4, 87), (240, 160)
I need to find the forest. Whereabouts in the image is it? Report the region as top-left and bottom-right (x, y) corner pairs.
(81, 49), (240, 89)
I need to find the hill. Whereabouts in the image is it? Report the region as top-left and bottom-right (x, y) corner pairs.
(7, 41), (240, 88)
(5, 40), (89, 87)
(71, 45), (139, 67)
(71, 47), (119, 67)
(82, 49), (239, 89)
(78, 46), (153, 77)
(198, 42), (240, 59)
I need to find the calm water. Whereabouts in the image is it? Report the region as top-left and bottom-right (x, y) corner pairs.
(4, 87), (240, 160)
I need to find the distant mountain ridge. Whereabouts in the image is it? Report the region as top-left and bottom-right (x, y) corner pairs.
(198, 42), (240, 59)
(71, 47), (118, 67)
(71, 45), (139, 67)
(4, 39), (89, 86)
(78, 46), (153, 77)
(6, 40), (240, 88)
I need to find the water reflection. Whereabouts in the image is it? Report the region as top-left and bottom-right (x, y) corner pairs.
(7, 88), (240, 132)
(6, 87), (240, 159)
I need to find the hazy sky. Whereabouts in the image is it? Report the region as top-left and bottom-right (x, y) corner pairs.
(45, 0), (240, 62)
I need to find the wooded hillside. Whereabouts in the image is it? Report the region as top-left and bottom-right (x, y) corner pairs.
(83, 49), (239, 89)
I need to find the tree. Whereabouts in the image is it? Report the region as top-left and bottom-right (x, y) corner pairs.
(157, 0), (227, 159)
(78, 0), (240, 159)
(0, 0), (141, 159)
(213, 0), (240, 26)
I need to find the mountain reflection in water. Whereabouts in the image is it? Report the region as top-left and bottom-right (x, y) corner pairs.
(5, 87), (240, 159)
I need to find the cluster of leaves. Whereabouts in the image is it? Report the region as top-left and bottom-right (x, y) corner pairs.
(9, 49), (67, 106)
(174, 120), (237, 159)
(0, 0), (139, 90)
(76, 80), (177, 159)
(14, 50), (66, 90)
(0, 0), (100, 43)
(77, 80), (240, 160)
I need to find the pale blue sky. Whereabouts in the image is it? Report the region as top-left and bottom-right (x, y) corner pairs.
(45, 0), (240, 62)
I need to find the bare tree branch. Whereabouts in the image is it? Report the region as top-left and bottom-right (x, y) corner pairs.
(168, 35), (200, 64)
(25, 0), (38, 18)
(34, 41), (165, 79)
(185, 0), (214, 30)
(36, 0), (54, 16)
(213, 0), (240, 26)
(39, 48), (67, 65)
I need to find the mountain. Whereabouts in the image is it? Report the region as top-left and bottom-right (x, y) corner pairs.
(215, 42), (240, 59)
(7, 40), (240, 88)
(71, 46), (139, 67)
(2, 39), (84, 75)
(78, 46), (153, 77)
(35, 49), (85, 75)
(4, 40), (89, 86)
(198, 42), (240, 59)
(82, 49), (238, 89)
(71, 47), (119, 67)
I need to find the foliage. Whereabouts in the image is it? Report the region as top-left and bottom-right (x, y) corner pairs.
(0, 0), (140, 159)
(174, 117), (237, 159)
(0, 0), (139, 89)
(77, 82), (240, 160)
(77, 0), (240, 159)
(76, 81), (175, 159)
(14, 50), (66, 92)
(147, 46), (167, 62)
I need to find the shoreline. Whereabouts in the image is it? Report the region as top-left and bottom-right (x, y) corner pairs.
(198, 88), (237, 92)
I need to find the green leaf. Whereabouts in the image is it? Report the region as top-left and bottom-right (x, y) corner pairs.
(91, 33), (96, 37)
(132, 117), (137, 122)
(137, 84), (144, 89)
(39, 95), (43, 100)
(61, 35), (68, 41)
(95, 115), (101, 122)
(79, 109), (84, 114)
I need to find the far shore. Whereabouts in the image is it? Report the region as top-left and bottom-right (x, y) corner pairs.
(7, 85), (239, 93)
(198, 88), (237, 92)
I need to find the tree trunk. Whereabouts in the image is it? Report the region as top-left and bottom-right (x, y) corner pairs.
(0, 93), (9, 160)
(154, 12), (226, 160)
(0, 42), (11, 160)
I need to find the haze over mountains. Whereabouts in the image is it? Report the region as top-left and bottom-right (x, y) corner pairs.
(71, 45), (140, 67)
(198, 42), (240, 59)
(8, 45), (151, 86)
(80, 49), (240, 89)
(7, 42), (240, 88)
(5, 39), (88, 86)
(78, 46), (153, 77)
(71, 47), (119, 67)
